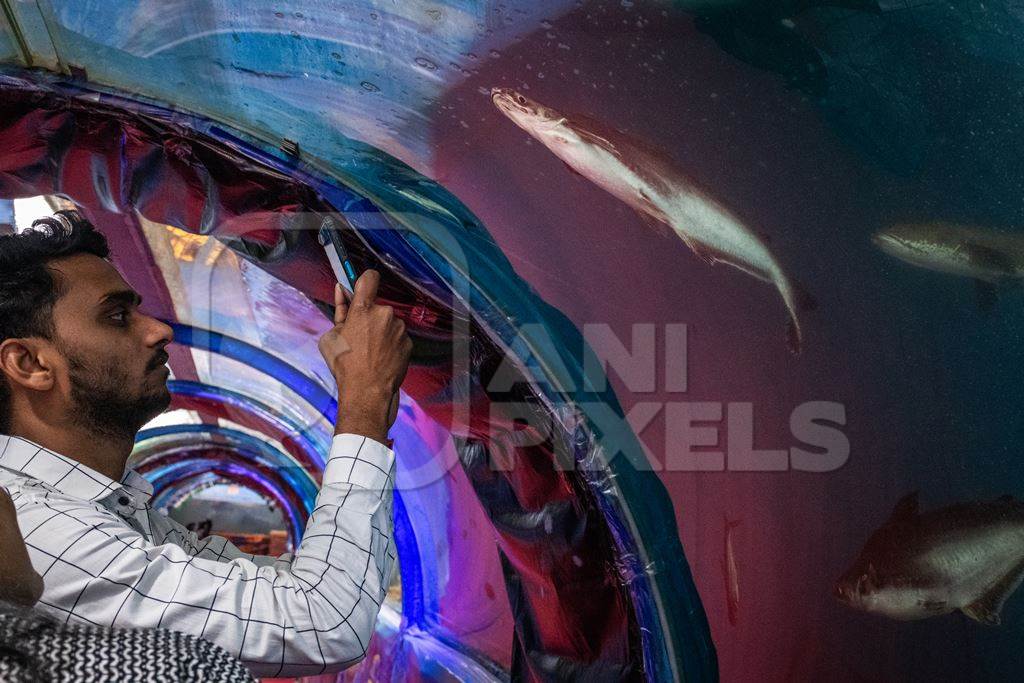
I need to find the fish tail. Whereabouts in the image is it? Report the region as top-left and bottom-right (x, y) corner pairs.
(786, 319), (803, 355)
(780, 280), (804, 355)
(777, 273), (814, 355)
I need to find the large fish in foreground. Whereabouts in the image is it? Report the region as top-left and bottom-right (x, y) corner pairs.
(873, 222), (1024, 311)
(491, 87), (811, 353)
(835, 492), (1024, 624)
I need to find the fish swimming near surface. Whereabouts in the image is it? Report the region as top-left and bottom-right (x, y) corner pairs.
(491, 88), (813, 353)
(835, 492), (1024, 624)
(722, 515), (741, 626)
(873, 222), (1024, 311)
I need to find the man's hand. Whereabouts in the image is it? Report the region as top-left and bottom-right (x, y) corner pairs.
(0, 487), (44, 607)
(318, 271), (412, 444)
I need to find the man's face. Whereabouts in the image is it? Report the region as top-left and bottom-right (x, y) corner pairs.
(47, 254), (174, 438)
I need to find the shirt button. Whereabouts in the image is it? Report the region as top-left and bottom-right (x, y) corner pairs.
(118, 496), (131, 506)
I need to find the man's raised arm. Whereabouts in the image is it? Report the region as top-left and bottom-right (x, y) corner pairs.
(20, 270), (413, 678)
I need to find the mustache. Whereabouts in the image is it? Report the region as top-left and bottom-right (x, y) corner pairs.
(147, 350), (170, 371)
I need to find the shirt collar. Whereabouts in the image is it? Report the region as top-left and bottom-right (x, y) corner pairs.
(0, 434), (152, 503)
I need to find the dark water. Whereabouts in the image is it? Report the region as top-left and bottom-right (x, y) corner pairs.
(437, 1), (1024, 680)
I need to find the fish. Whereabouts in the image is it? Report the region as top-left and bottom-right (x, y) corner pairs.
(722, 515), (741, 625)
(834, 492), (1024, 624)
(491, 88), (812, 353)
(873, 222), (1024, 312)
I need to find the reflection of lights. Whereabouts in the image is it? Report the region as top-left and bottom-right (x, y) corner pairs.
(12, 195), (72, 233)
(161, 224), (229, 266)
(147, 456), (304, 542)
(165, 380), (328, 469)
(393, 491), (423, 626)
(142, 408), (202, 430)
(134, 424), (319, 508)
(164, 224), (209, 262)
(169, 324), (338, 422)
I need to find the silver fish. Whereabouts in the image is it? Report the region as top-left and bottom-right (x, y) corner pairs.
(873, 222), (1024, 310)
(835, 492), (1024, 624)
(491, 87), (811, 353)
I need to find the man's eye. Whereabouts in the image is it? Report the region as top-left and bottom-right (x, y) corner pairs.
(109, 311), (129, 324)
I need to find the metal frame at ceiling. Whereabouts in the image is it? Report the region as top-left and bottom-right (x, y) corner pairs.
(0, 0), (60, 70)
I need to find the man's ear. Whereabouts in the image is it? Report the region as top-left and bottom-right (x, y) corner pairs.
(0, 338), (56, 392)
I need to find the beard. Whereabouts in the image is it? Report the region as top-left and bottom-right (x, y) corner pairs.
(61, 343), (172, 441)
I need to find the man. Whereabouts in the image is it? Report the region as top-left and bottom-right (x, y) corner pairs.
(0, 210), (412, 677)
(1, 486), (256, 682)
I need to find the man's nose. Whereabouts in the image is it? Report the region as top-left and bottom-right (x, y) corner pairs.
(145, 315), (174, 347)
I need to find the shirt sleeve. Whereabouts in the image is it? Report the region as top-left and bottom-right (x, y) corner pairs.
(20, 434), (396, 679)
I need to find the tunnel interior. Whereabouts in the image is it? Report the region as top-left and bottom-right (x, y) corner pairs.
(0, 70), (710, 682)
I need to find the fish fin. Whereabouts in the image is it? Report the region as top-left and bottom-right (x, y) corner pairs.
(634, 205), (675, 240)
(712, 254), (773, 282)
(963, 600), (1002, 626)
(918, 599), (947, 613)
(786, 319), (802, 355)
(561, 160), (587, 180)
(962, 557), (1024, 626)
(794, 280), (818, 312)
(961, 241), (1017, 276)
(630, 188), (677, 239)
(889, 491), (920, 522)
(576, 128), (620, 157)
(706, 259), (811, 353)
(974, 279), (999, 313)
(724, 259), (773, 283)
(635, 188), (670, 223)
(673, 230), (715, 265)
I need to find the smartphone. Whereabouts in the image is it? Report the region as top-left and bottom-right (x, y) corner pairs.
(317, 215), (358, 294)
(318, 213), (397, 433)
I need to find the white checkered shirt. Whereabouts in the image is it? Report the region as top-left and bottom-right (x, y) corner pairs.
(0, 433), (396, 678)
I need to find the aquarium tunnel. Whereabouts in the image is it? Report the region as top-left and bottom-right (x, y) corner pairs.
(3, 1), (1024, 681)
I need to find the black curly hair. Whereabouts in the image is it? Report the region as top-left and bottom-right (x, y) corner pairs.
(0, 210), (109, 433)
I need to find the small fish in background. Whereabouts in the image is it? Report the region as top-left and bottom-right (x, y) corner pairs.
(873, 222), (1024, 312)
(835, 492), (1024, 624)
(722, 515), (742, 626)
(491, 88), (814, 353)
